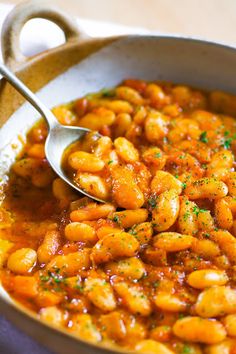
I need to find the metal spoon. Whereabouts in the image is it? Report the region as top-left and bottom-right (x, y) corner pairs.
(0, 63), (103, 202)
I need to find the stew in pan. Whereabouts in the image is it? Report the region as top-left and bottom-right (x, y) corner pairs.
(1, 79), (236, 353)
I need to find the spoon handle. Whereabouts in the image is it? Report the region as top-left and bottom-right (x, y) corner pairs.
(0, 63), (57, 128)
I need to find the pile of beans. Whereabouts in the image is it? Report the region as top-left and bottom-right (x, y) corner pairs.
(1, 79), (236, 353)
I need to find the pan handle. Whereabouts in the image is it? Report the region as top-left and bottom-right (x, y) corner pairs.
(1, 0), (89, 69)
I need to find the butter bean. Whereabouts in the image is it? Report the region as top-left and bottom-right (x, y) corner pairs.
(153, 232), (194, 252)
(187, 269), (228, 289)
(152, 190), (180, 232)
(7, 248), (37, 274)
(196, 286), (236, 317)
(173, 316), (226, 344)
(185, 178), (228, 200)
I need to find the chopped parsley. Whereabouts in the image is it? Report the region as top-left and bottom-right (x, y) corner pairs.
(222, 137), (233, 149)
(113, 215), (120, 223)
(154, 152), (161, 158)
(39, 269), (66, 292)
(199, 131), (208, 143)
(203, 232), (210, 238)
(74, 284), (84, 292)
(108, 160), (113, 165)
(153, 281), (160, 288)
(39, 275), (50, 282)
(182, 345), (191, 354)
(183, 212), (190, 221)
(182, 182), (187, 190)
(148, 196), (157, 208)
(178, 313), (185, 319)
(100, 88), (115, 97)
(192, 206), (207, 216)
(129, 227), (138, 236)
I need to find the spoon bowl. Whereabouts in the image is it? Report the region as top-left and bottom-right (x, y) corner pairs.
(45, 124), (104, 202)
(0, 63), (104, 202)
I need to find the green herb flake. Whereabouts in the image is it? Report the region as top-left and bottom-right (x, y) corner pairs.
(192, 206), (206, 216)
(40, 275), (50, 283)
(182, 345), (191, 354)
(39, 269), (66, 292)
(129, 227), (138, 236)
(204, 232), (210, 238)
(148, 197), (157, 208)
(108, 160), (113, 165)
(100, 88), (115, 97)
(74, 284), (84, 292)
(178, 313), (185, 319)
(54, 278), (63, 284)
(199, 131), (208, 143)
(154, 152), (161, 158)
(222, 137), (233, 149)
(183, 212), (190, 221)
(153, 281), (160, 288)
(113, 215), (120, 223)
